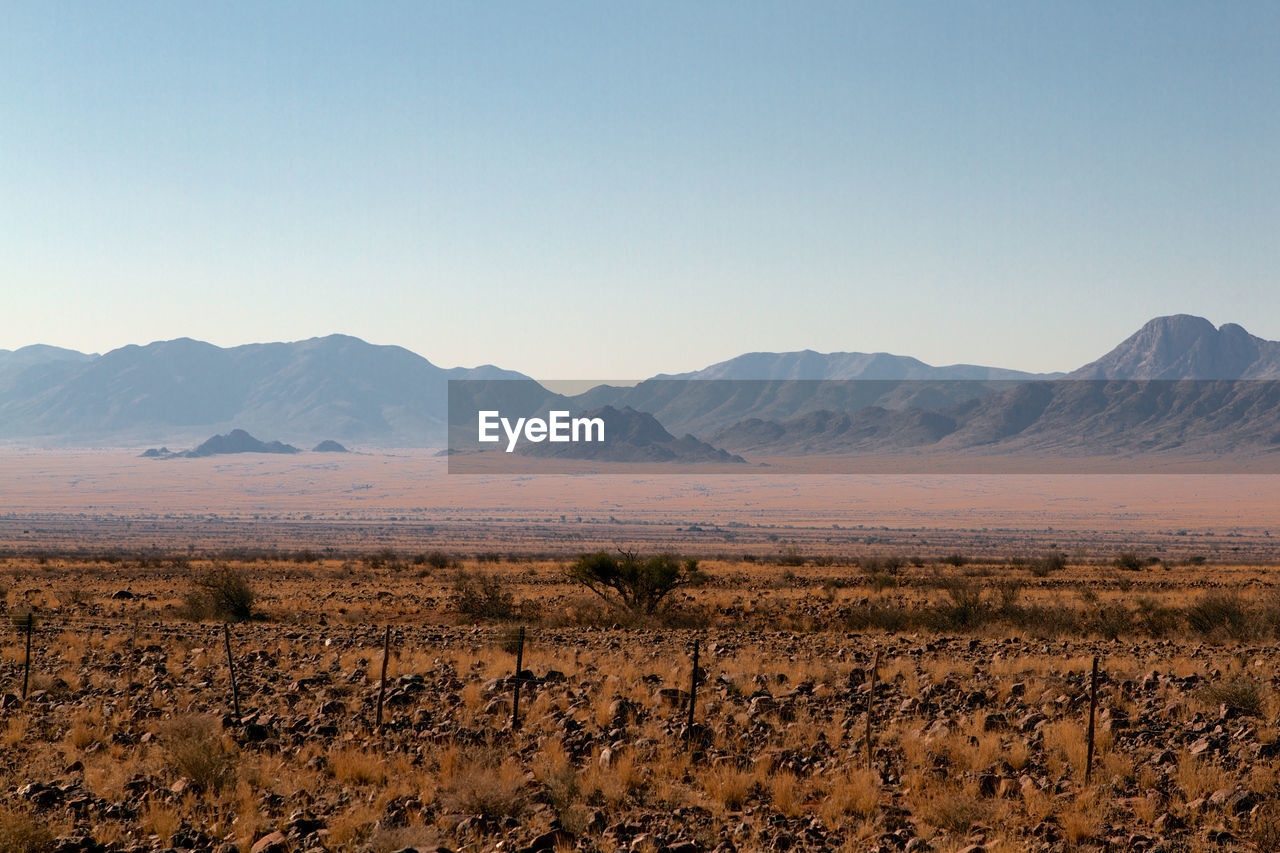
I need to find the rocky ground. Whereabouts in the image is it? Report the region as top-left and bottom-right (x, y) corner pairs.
(3, 557), (1280, 852)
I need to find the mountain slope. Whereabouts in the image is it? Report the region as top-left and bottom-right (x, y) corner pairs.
(1069, 315), (1280, 379)
(569, 378), (1025, 438)
(0, 345), (97, 397)
(712, 379), (1280, 459)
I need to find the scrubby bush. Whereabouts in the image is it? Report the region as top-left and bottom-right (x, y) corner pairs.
(1090, 604), (1133, 640)
(1256, 589), (1280, 638)
(1187, 590), (1249, 639)
(776, 547), (805, 567)
(869, 572), (896, 593)
(1135, 596), (1181, 637)
(568, 550), (706, 616)
(452, 572), (519, 621)
(859, 554), (905, 576)
(936, 577), (987, 629)
(365, 548), (406, 571)
(159, 715), (237, 793)
(1028, 553), (1066, 577)
(183, 566), (255, 622)
(411, 550), (460, 569)
(995, 579), (1023, 611)
(844, 600), (911, 632)
(1200, 677), (1268, 718)
(1113, 551), (1143, 571)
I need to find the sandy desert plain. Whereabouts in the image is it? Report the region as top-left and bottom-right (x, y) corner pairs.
(4, 450), (1280, 853)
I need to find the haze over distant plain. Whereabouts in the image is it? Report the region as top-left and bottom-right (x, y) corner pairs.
(2, 3), (1277, 377)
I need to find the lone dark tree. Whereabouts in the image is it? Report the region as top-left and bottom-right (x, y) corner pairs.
(568, 549), (704, 616)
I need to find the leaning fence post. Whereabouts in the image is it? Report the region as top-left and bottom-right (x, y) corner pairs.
(22, 612), (33, 700)
(866, 649), (879, 771)
(223, 622), (241, 721)
(686, 638), (700, 740)
(511, 625), (526, 730)
(376, 625), (391, 730)
(1085, 656), (1099, 783)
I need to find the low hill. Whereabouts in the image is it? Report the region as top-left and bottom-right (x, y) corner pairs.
(141, 429), (301, 458)
(517, 406), (745, 464)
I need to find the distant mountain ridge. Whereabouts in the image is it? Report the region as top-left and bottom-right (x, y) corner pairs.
(0, 335), (525, 446)
(569, 378), (1024, 438)
(657, 350), (1060, 381)
(4, 315), (1280, 449)
(698, 316), (1280, 459)
(711, 379), (1280, 459)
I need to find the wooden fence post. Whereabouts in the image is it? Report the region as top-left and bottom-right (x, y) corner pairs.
(376, 625), (391, 730)
(512, 625), (526, 730)
(22, 612), (33, 700)
(1085, 656), (1099, 783)
(866, 649), (879, 771)
(687, 638), (700, 741)
(128, 616), (141, 688)
(223, 622), (241, 720)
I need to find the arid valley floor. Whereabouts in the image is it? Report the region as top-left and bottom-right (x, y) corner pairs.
(3, 451), (1280, 852)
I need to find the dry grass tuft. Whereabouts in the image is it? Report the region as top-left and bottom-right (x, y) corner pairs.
(702, 763), (754, 811)
(0, 808), (56, 853)
(158, 714), (237, 793)
(329, 747), (388, 786)
(442, 758), (528, 821)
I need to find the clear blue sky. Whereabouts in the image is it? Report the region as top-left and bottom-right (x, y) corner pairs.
(2, 2), (1277, 377)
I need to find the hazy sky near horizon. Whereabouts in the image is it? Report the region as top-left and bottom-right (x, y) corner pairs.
(2, 3), (1278, 377)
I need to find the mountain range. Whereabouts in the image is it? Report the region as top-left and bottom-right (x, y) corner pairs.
(710, 379), (1280, 460)
(3, 315), (1279, 456)
(0, 335), (523, 446)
